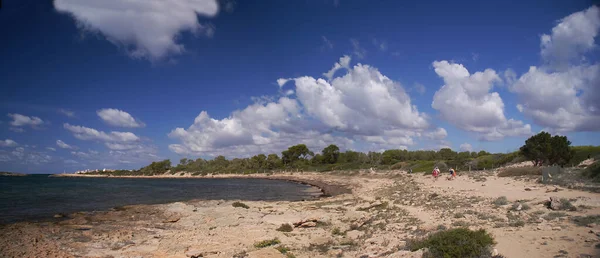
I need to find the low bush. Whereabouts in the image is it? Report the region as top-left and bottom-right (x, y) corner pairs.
(544, 212), (568, 220)
(232, 201), (249, 209)
(492, 196), (508, 206)
(583, 161), (600, 182)
(276, 223), (293, 232)
(254, 238), (281, 248)
(407, 228), (496, 258)
(559, 198), (577, 211)
(275, 246), (290, 254)
(509, 202), (530, 211)
(571, 215), (600, 227)
(497, 167), (542, 177)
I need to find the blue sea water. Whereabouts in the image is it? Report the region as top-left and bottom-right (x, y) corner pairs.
(0, 175), (319, 224)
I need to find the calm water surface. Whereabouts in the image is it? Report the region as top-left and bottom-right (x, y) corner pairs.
(0, 175), (320, 224)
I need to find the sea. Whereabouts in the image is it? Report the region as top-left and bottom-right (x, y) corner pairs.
(0, 174), (321, 224)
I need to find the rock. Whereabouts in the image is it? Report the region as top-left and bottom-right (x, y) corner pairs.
(584, 238), (596, 242)
(516, 204), (523, 211)
(327, 249), (343, 257)
(299, 221), (316, 227)
(246, 248), (285, 258)
(525, 188), (532, 191)
(310, 236), (331, 246)
(163, 216), (180, 223)
(536, 226), (543, 231)
(541, 236), (552, 240)
(346, 230), (364, 240)
(549, 196), (562, 210)
(552, 226), (562, 231)
(410, 226), (418, 231)
(343, 202), (353, 206)
(185, 249), (204, 258)
(492, 249), (499, 256)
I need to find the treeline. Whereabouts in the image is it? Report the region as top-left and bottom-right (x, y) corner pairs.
(95, 132), (600, 177)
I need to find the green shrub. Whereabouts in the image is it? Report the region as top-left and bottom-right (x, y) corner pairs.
(331, 227), (343, 235)
(571, 215), (600, 227)
(509, 220), (525, 227)
(497, 167), (542, 177)
(544, 212), (568, 220)
(408, 228), (496, 258)
(276, 223), (293, 232)
(254, 238), (281, 248)
(492, 196), (508, 206)
(583, 161), (600, 182)
(275, 246), (290, 254)
(232, 201), (249, 209)
(559, 199), (577, 211)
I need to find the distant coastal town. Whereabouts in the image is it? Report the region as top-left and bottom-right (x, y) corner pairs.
(74, 168), (127, 174)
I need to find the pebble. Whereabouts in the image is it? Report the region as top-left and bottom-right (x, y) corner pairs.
(552, 226), (562, 231)
(541, 236), (552, 240)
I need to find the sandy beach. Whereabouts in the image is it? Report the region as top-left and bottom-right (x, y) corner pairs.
(1, 171), (599, 258)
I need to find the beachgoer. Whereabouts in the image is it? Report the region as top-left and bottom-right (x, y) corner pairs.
(447, 168), (456, 180)
(432, 166), (440, 180)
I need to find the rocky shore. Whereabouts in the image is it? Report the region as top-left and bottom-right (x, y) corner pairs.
(1, 171), (599, 257)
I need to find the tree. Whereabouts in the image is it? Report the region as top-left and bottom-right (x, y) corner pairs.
(520, 131), (574, 166)
(282, 144), (312, 164)
(266, 154), (282, 169)
(477, 150), (490, 157)
(438, 148), (456, 160)
(321, 144), (340, 164)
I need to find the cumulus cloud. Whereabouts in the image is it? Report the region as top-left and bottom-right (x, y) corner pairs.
(54, 0), (219, 61)
(97, 108), (145, 128)
(459, 143), (473, 152)
(56, 140), (76, 150)
(425, 128), (448, 140)
(431, 61), (532, 141)
(64, 123), (140, 142)
(323, 55), (351, 81)
(169, 56), (434, 157)
(508, 6), (600, 133)
(7, 113), (44, 127)
(0, 139), (18, 147)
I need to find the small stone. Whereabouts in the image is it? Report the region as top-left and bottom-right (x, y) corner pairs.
(410, 226), (418, 231)
(585, 238), (596, 242)
(552, 226), (562, 231)
(548, 196), (561, 210)
(536, 226), (543, 231)
(492, 249), (499, 256)
(541, 241), (548, 245)
(327, 249), (343, 257)
(163, 217), (180, 223)
(516, 204), (523, 211)
(541, 236), (552, 240)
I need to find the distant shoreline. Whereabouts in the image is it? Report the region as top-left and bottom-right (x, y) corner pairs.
(0, 172), (28, 177)
(50, 173), (351, 197)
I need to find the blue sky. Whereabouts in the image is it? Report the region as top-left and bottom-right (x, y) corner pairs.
(1, 0), (599, 173)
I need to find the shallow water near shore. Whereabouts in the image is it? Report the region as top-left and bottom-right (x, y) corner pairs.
(0, 174), (321, 224)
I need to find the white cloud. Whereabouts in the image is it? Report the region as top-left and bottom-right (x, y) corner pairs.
(58, 108), (76, 118)
(54, 0), (219, 61)
(7, 113), (44, 127)
(431, 61), (532, 141)
(56, 140), (76, 149)
(169, 56), (432, 157)
(350, 39), (366, 59)
(47, 147), (57, 151)
(0, 147), (52, 165)
(64, 123), (140, 142)
(277, 78), (290, 88)
(372, 38), (388, 52)
(425, 128), (448, 140)
(323, 55), (351, 81)
(0, 139), (18, 147)
(459, 143), (473, 152)
(508, 6), (600, 133)
(540, 6), (600, 70)
(97, 108), (145, 128)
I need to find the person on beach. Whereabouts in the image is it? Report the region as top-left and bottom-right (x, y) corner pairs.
(432, 167), (440, 180)
(447, 168), (456, 180)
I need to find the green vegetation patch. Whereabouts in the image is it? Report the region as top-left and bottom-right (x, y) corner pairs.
(276, 223), (293, 232)
(498, 167), (542, 177)
(254, 238), (281, 248)
(544, 212), (568, 220)
(492, 196), (508, 206)
(232, 201), (249, 209)
(571, 215), (600, 227)
(407, 228), (496, 258)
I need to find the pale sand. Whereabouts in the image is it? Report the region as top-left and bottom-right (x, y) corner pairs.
(1, 171), (599, 258)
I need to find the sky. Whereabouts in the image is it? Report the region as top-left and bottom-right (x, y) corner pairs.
(1, 0), (599, 174)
